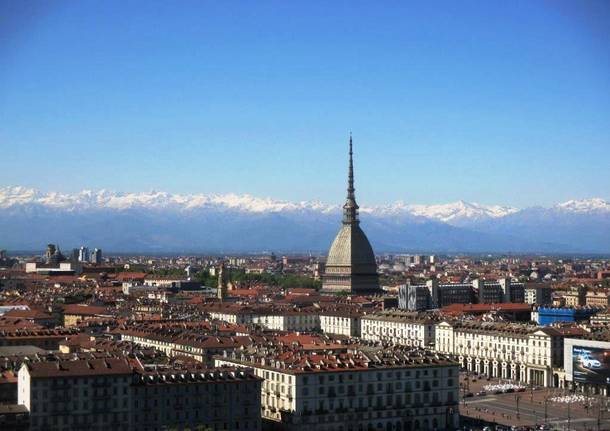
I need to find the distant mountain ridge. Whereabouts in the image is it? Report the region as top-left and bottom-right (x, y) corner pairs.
(0, 186), (609, 253)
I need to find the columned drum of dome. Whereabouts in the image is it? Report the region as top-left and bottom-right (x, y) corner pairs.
(322, 136), (380, 294)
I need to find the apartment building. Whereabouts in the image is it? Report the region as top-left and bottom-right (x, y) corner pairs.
(204, 304), (260, 325)
(0, 328), (79, 350)
(203, 304), (321, 332)
(399, 279), (525, 310)
(251, 311), (320, 332)
(563, 286), (587, 307)
(216, 345), (459, 431)
(132, 368), (262, 431)
(585, 290), (610, 308)
(524, 284), (553, 305)
(117, 326), (253, 364)
(319, 310), (361, 337)
(360, 310), (437, 348)
(18, 356), (133, 431)
(63, 304), (112, 327)
(17, 355), (262, 431)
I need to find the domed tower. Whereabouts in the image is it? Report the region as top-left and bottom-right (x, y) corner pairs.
(322, 135), (380, 294)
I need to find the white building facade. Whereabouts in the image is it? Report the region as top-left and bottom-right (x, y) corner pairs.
(435, 320), (565, 387)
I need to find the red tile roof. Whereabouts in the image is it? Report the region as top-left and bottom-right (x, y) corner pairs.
(442, 303), (531, 314)
(63, 304), (110, 316)
(116, 272), (147, 281)
(25, 357), (133, 378)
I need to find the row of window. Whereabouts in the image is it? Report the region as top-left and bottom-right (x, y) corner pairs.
(301, 368), (452, 385)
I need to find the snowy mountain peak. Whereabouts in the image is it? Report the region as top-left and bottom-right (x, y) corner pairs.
(555, 198), (610, 213)
(404, 201), (518, 223)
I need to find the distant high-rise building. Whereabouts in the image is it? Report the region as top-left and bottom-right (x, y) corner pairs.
(78, 246), (89, 262)
(322, 136), (380, 294)
(90, 248), (102, 264)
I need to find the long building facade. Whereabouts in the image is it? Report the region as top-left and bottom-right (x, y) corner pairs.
(360, 310), (437, 348)
(216, 345), (459, 431)
(399, 279), (525, 311)
(435, 320), (565, 387)
(17, 355), (262, 431)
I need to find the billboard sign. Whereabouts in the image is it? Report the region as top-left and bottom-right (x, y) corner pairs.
(573, 346), (610, 385)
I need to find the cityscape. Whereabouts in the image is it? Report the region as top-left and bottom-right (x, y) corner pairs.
(1, 2), (610, 431)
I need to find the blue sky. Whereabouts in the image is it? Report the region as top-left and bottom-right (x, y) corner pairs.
(1, 1), (609, 208)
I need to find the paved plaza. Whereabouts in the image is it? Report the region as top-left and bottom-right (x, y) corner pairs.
(459, 373), (610, 430)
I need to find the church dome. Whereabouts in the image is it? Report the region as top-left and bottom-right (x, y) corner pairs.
(326, 224), (377, 273)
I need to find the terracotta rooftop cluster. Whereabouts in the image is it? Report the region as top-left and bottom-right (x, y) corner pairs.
(223, 343), (456, 373)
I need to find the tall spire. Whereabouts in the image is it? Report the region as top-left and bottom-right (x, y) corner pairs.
(342, 133), (359, 224)
(348, 133), (354, 197)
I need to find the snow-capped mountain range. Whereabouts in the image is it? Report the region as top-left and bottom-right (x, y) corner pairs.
(0, 186), (609, 253)
(0, 186), (334, 213)
(3, 186), (606, 220)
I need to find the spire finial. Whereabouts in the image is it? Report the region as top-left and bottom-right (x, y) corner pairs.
(348, 133), (354, 196)
(343, 133), (359, 224)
